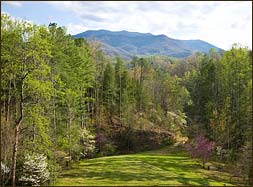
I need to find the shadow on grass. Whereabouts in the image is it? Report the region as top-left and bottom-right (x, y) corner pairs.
(57, 151), (237, 186)
(62, 170), (210, 186)
(60, 156), (212, 185)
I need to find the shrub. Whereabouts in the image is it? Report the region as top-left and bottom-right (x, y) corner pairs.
(188, 135), (215, 168)
(215, 146), (227, 160)
(80, 128), (95, 158)
(101, 143), (117, 156)
(19, 153), (50, 186)
(54, 150), (68, 167)
(47, 159), (61, 185)
(1, 162), (10, 185)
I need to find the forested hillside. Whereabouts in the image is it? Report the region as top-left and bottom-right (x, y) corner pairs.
(1, 14), (252, 186)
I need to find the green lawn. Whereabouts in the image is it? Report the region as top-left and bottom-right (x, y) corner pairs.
(54, 147), (242, 186)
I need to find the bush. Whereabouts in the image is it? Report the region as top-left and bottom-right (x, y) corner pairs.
(80, 128), (95, 158)
(47, 159), (61, 185)
(54, 151), (68, 167)
(1, 162), (10, 185)
(19, 153), (50, 186)
(215, 146), (227, 161)
(101, 143), (117, 156)
(187, 135), (215, 168)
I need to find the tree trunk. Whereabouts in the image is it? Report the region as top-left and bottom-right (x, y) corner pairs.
(11, 78), (24, 187)
(53, 96), (56, 138)
(68, 106), (72, 158)
(119, 72), (122, 127)
(139, 64), (143, 112)
(6, 85), (11, 124)
(80, 88), (84, 129)
(11, 118), (22, 187)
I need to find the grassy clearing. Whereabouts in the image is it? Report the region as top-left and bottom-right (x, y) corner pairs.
(54, 146), (243, 186)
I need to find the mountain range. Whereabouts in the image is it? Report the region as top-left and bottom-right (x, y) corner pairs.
(73, 29), (222, 59)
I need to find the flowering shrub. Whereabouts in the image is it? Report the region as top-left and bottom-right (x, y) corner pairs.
(216, 146), (222, 155)
(80, 128), (95, 158)
(1, 162), (10, 185)
(1, 162), (10, 174)
(19, 153), (50, 186)
(188, 135), (215, 168)
(216, 146), (227, 160)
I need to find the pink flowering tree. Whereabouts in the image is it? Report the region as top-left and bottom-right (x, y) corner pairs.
(188, 135), (215, 169)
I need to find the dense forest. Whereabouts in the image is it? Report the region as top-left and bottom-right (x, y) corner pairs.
(1, 14), (252, 186)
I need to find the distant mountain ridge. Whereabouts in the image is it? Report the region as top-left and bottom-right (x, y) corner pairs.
(73, 29), (222, 59)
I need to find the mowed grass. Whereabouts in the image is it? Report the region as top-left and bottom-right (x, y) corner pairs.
(54, 147), (242, 186)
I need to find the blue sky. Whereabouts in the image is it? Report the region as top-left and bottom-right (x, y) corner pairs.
(1, 1), (252, 50)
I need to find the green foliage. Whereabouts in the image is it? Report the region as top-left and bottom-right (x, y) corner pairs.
(1, 14), (95, 185)
(184, 45), (252, 182)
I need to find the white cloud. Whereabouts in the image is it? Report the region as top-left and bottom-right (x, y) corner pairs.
(2, 1), (23, 7)
(38, 1), (253, 49)
(2, 11), (33, 25)
(67, 23), (89, 35)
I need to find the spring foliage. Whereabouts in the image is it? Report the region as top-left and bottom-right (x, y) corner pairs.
(1, 13), (252, 186)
